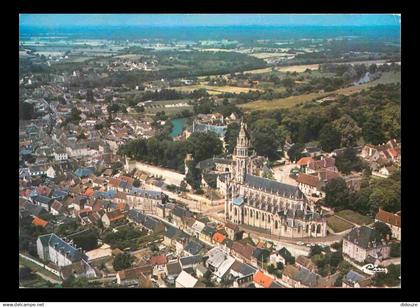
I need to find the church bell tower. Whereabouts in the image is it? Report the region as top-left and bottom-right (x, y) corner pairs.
(233, 121), (250, 184)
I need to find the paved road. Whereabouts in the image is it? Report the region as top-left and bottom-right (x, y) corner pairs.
(272, 163), (299, 186)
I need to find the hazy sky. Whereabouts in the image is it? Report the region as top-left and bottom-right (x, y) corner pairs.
(20, 14), (401, 28)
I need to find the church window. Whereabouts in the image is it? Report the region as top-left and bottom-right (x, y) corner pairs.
(250, 210), (253, 218)
(311, 224), (315, 232)
(234, 207), (237, 216)
(275, 221), (278, 229)
(316, 224), (321, 234)
(256, 212), (259, 220)
(268, 215), (271, 223)
(244, 209), (247, 216)
(262, 214), (265, 221)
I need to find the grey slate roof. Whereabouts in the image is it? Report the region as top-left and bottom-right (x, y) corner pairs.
(231, 260), (257, 276)
(51, 189), (69, 200)
(202, 225), (216, 237)
(196, 157), (232, 170)
(294, 267), (319, 287)
(179, 255), (202, 267)
(31, 195), (52, 205)
(193, 123), (227, 137)
(244, 174), (304, 198)
(129, 187), (162, 199)
(184, 240), (204, 255)
(344, 270), (365, 285)
(74, 167), (95, 178)
(171, 206), (193, 218)
(166, 261), (182, 276)
(344, 226), (384, 249)
(38, 233), (86, 262)
(128, 209), (163, 231)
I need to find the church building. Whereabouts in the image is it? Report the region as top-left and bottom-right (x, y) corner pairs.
(224, 122), (327, 238)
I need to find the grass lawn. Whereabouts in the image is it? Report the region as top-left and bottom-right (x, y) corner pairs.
(240, 91), (326, 111)
(19, 256), (61, 282)
(170, 84), (259, 94)
(239, 71), (400, 112)
(20, 273), (54, 288)
(327, 216), (353, 233)
(335, 210), (373, 226)
(277, 64), (320, 73)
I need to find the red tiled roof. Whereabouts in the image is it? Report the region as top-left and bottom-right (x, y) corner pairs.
(36, 186), (52, 196)
(296, 173), (320, 188)
(387, 148), (399, 158)
(120, 176), (134, 185)
(309, 157), (335, 170)
(20, 189), (32, 197)
(376, 208), (401, 227)
(253, 271), (274, 288)
(32, 216), (48, 227)
(232, 242), (256, 260)
(150, 255), (167, 266)
(212, 232), (226, 244)
(51, 200), (64, 212)
(108, 178), (120, 188)
(106, 209), (125, 222)
(297, 157), (313, 166)
(84, 187), (95, 197)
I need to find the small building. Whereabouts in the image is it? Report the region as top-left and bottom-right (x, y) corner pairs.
(37, 233), (86, 267)
(342, 226), (391, 263)
(116, 265), (154, 286)
(342, 270), (372, 288)
(175, 270), (198, 288)
(101, 209), (126, 228)
(375, 209), (401, 241)
(165, 260), (182, 282)
(253, 270), (274, 288)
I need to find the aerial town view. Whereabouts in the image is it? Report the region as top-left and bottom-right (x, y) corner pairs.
(19, 14), (401, 289)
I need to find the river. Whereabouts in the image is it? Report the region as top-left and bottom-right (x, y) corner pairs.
(169, 117), (187, 138)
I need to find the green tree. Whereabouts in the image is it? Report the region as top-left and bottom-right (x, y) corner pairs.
(185, 159), (202, 191)
(335, 147), (365, 175)
(132, 179), (141, 188)
(333, 115), (362, 147)
(187, 132), (223, 162)
(224, 122), (240, 154)
(368, 175), (401, 214)
(324, 177), (350, 210)
(363, 113), (386, 145)
(86, 89), (94, 102)
(390, 242), (401, 257)
(72, 231), (98, 251)
(309, 245), (323, 257)
(373, 222), (392, 240)
(113, 252), (134, 271)
(19, 102), (35, 120)
(251, 119), (285, 160)
(319, 123), (341, 152)
(287, 143), (305, 163)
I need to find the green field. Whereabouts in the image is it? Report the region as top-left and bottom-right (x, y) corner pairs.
(19, 255), (61, 282)
(239, 71), (401, 111)
(141, 99), (193, 116)
(20, 273), (56, 288)
(335, 210), (373, 226)
(327, 216), (353, 233)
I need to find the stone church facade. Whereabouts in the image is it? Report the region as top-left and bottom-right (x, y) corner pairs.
(224, 122), (327, 238)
